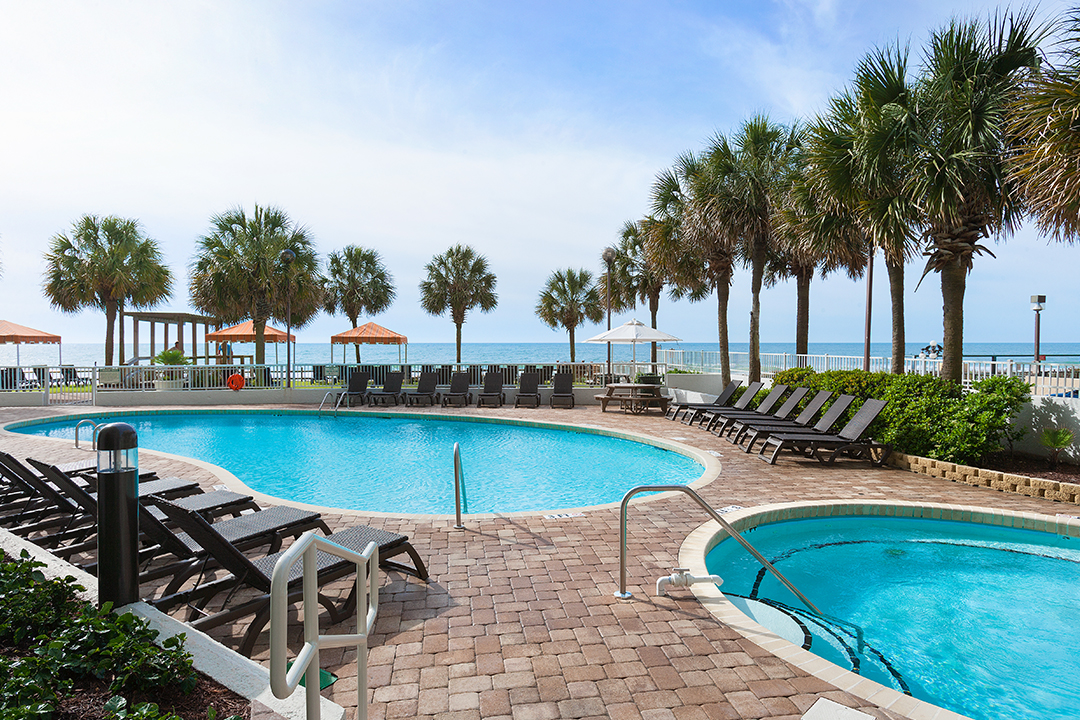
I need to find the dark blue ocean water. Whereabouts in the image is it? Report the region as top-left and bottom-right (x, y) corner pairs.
(4, 341), (1079, 367)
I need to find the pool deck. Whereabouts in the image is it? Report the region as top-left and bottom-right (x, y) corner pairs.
(1, 401), (1065, 720)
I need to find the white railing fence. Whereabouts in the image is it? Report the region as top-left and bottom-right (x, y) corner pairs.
(269, 532), (379, 720)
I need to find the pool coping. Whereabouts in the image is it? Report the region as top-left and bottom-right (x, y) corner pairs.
(679, 499), (1080, 720)
(3, 406), (722, 520)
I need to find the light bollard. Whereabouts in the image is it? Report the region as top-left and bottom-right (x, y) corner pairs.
(97, 422), (139, 608)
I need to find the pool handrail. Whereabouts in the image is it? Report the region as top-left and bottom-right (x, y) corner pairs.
(616, 484), (821, 615)
(74, 418), (99, 449)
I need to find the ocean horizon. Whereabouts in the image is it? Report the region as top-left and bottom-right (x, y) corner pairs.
(3, 341), (1078, 368)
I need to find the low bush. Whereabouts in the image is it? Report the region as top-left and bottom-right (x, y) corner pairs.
(771, 369), (1030, 466)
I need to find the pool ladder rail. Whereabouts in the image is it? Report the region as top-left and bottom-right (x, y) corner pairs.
(453, 442), (467, 529)
(74, 419), (100, 449)
(616, 484), (821, 616)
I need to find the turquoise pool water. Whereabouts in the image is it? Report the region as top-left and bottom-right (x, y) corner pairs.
(706, 515), (1080, 720)
(12, 411), (703, 514)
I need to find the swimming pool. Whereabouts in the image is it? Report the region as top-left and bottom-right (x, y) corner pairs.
(9, 410), (707, 514)
(689, 502), (1080, 720)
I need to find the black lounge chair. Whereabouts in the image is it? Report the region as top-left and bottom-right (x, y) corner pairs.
(667, 380), (741, 421)
(742, 393), (853, 454)
(367, 371), (405, 406)
(151, 498), (427, 656)
(549, 372), (574, 408)
(732, 390), (833, 451)
(441, 372), (472, 407)
(476, 372), (505, 408)
(514, 372), (541, 408)
(685, 381), (763, 426)
(721, 386), (810, 440)
(335, 370), (370, 408)
(759, 398), (889, 465)
(697, 384), (789, 435)
(404, 371), (439, 406)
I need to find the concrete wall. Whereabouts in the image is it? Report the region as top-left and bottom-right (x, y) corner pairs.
(1014, 395), (1080, 464)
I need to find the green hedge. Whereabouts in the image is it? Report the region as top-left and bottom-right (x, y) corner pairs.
(771, 369), (1030, 466)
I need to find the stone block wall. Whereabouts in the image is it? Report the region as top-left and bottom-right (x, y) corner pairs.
(888, 451), (1080, 505)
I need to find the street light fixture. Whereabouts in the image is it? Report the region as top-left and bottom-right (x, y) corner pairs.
(602, 246), (617, 381)
(280, 249), (296, 389)
(1031, 295), (1046, 364)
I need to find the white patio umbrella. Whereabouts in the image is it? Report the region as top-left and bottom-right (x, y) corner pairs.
(585, 319), (681, 363)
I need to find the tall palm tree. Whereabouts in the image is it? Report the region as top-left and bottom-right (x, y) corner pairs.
(1010, 8), (1080, 242)
(43, 215), (173, 365)
(803, 45), (922, 373)
(419, 245), (498, 363)
(649, 154), (737, 384)
(190, 205), (322, 365)
(910, 12), (1043, 381)
(535, 268), (603, 362)
(323, 245), (396, 363)
(702, 117), (799, 383)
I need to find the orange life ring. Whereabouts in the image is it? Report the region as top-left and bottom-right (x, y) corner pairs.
(227, 373), (245, 391)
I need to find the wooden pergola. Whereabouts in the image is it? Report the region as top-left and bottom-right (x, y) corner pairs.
(121, 311), (221, 365)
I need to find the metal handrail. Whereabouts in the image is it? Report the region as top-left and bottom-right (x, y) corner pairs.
(616, 484), (820, 615)
(269, 531), (379, 720)
(453, 442), (466, 529)
(74, 419), (99, 449)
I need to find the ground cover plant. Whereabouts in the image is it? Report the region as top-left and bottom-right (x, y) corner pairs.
(771, 368), (1030, 466)
(0, 550), (246, 720)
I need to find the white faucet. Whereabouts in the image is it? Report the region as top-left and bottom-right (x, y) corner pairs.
(656, 568), (724, 596)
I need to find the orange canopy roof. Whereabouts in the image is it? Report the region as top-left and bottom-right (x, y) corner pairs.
(0, 320), (61, 345)
(205, 320), (295, 343)
(331, 322), (407, 346)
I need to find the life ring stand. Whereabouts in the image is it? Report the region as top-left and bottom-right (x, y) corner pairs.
(227, 373), (245, 391)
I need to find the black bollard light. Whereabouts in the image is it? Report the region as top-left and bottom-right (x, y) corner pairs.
(97, 422), (139, 608)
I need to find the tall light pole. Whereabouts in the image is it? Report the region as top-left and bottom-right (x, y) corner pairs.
(863, 248), (874, 372)
(1032, 295), (1045, 365)
(280, 249), (296, 389)
(603, 246), (617, 381)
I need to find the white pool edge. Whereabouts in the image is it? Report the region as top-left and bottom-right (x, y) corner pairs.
(679, 500), (1080, 720)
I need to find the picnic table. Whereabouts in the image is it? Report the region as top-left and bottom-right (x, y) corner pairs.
(594, 383), (669, 414)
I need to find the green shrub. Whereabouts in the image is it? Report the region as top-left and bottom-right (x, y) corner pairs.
(0, 551), (84, 649)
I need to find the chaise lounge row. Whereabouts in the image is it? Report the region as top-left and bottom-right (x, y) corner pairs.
(334, 370), (579, 409)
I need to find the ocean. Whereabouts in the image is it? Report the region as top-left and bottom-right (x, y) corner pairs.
(3, 341), (1078, 367)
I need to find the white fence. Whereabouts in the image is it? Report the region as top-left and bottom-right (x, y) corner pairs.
(657, 350), (1079, 398)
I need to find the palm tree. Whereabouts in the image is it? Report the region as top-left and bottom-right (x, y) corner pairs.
(535, 268), (603, 362)
(190, 205), (322, 365)
(1010, 8), (1080, 242)
(803, 45), (922, 373)
(910, 12), (1043, 381)
(418, 245), (498, 363)
(43, 215), (173, 365)
(323, 246), (396, 363)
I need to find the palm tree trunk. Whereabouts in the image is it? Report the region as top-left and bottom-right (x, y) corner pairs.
(351, 317), (361, 364)
(795, 269), (811, 356)
(455, 323), (463, 363)
(254, 319), (266, 365)
(569, 326), (576, 362)
(716, 281), (731, 387)
(649, 291), (660, 364)
(886, 257), (906, 374)
(118, 299), (126, 365)
(748, 240), (765, 383)
(104, 299), (118, 366)
(940, 261), (966, 383)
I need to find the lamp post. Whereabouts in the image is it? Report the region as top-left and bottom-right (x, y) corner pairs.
(1031, 295), (1046, 365)
(602, 246), (617, 381)
(280, 249), (296, 389)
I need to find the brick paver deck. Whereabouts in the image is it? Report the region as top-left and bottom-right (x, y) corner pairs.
(1, 401), (1063, 720)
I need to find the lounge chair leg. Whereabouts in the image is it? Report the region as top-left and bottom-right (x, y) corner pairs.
(759, 439), (784, 465)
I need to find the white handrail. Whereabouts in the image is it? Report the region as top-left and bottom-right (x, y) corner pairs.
(269, 532), (379, 720)
(74, 419), (99, 449)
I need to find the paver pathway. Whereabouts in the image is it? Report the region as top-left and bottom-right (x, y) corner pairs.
(0, 402), (1064, 720)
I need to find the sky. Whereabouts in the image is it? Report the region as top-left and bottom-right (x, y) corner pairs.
(0, 0), (1075, 351)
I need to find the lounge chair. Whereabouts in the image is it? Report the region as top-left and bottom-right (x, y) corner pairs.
(549, 372), (575, 408)
(685, 381), (763, 426)
(731, 390), (832, 451)
(335, 370), (370, 408)
(48, 369), (65, 387)
(697, 384), (789, 435)
(514, 372), (541, 408)
(476, 372), (505, 408)
(759, 398), (889, 465)
(367, 371), (405, 406)
(404, 371), (439, 406)
(441, 372), (472, 407)
(666, 380), (741, 421)
(720, 386), (810, 440)
(151, 497), (427, 656)
(739, 393), (852, 453)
